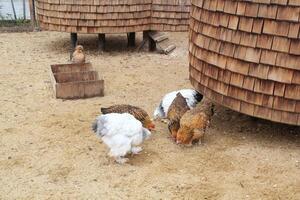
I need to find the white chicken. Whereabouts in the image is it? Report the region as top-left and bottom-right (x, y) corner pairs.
(153, 89), (203, 119)
(92, 113), (151, 164)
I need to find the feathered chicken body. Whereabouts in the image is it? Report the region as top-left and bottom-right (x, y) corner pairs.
(92, 113), (151, 164)
(167, 93), (190, 139)
(154, 89), (203, 119)
(72, 45), (86, 64)
(176, 98), (214, 145)
(101, 104), (155, 130)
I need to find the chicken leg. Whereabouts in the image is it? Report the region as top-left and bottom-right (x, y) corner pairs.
(115, 157), (129, 164)
(131, 147), (142, 154)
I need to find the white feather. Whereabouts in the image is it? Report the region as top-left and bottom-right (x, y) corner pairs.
(153, 89), (202, 119)
(93, 113), (151, 163)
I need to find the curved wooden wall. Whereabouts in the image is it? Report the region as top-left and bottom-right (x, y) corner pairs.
(35, 0), (190, 33)
(189, 0), (300, 125)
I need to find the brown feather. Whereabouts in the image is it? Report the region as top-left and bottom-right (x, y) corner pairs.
(176, 98), (214, 145)
(101, 104), (155, 130)
(167, 93), (190, 139)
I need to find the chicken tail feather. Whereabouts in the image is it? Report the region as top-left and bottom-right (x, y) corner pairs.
(100, 107), (109, 114)
(194, 91), (204, 103)
(92, 121), (98, 133)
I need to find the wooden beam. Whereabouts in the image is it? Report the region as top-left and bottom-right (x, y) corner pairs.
(98, 33), (105, 51)
(70, 33), (78, 60)
(71, 33), (78, 49)
(143, 31), (156, 51)
(28, 0), (36, 29)
(127, 32), (136, 47)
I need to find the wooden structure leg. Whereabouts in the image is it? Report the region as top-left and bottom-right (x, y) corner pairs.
(149, 37), (156, 51)
(71, 33), (78, 49)
(98, 33), (105, 51)
(127, 32), (136, 47)
(28, 0), (35, 29)
(70, 33), (77, 60)
(143, 31), (149, 50)
(143, 31), (156, 51)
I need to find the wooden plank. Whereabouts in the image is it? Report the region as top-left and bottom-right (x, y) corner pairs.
(54, 71), (99, 83)
(271, 109), (282, 123)
(281, 111), (298, 125)
(273, 97), (296, 112)
(289, 40), (300, 55)
(243, 77), (255, 91)
(271, 36), (291, 53)
(254, 79), (274, 95)
(267, 67), (293, 83)
(50, 62), (104, 99)
(292, 71), (300, 84)
(51, 63), (92, 73)
(240, 101), (255, 116)
(256, 35), (273, 49)
(28, 0), (36, 29)
(254, 106), (272, 120)
(248, 63), (269, 80)
(222, 96), (241, 111)
(288, 23), (300, 38)
(285, 85), (300, 100)
(273, 82), (286, 97)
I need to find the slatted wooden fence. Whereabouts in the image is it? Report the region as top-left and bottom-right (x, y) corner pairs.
(35, 0), (190, 33)
(189, 0), (300, 125)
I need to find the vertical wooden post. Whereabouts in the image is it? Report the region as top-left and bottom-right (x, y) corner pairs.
(149, 37), (156, 51)
(70, 33), (78, 60)
(127, 32), (136, 47)
(143, 31), (149, 51)
(28, 0), (35, 28)
(98, 33), (105, 51)
(71, 33), (78, 49)
(143, 30), (149, 41)
(143, 31), (156, 51)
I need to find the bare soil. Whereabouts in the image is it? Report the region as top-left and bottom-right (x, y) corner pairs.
(0, 32), (299, 199)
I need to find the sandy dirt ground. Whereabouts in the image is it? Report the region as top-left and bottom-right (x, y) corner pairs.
(0, 31), (299, 200)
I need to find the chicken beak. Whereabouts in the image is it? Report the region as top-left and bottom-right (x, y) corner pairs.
(176, 140), (181, 144)
(148, 123), (156, 131)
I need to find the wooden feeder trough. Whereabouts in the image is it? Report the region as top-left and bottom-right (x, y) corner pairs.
(50, 63), (104, 99)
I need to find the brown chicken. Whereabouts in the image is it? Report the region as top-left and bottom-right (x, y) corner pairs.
(72, 45), (85, 64)
(167, 93), (190, 140)
(176, 98), (214, 145)
(101, 104), (155, 130)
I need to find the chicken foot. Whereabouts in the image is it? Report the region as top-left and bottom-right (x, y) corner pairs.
(131, 147), (143, 154)
(115, 157), (129, 164)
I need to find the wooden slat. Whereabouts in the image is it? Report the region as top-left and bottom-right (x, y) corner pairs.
(189, 0), (300, 125)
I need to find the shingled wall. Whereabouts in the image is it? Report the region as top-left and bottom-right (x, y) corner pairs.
(189, 0), (300, 125)
(35, 0), (190, 33)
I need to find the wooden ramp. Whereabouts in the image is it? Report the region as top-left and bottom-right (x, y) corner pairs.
(148, 31), (176, 54)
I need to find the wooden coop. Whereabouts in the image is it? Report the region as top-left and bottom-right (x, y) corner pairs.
(189, 0), (300, 126)
(35, 0), (191, 50)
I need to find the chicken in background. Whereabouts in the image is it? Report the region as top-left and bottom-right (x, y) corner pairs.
(92, 113), (151, 164)
(176, 98), (215, 146)
(167, 93), (190, 140)
(72, 45), (86, 64)
(101, 104), (155, 130)
(153, 89), (203, 120)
